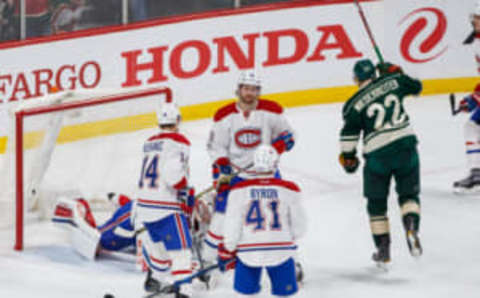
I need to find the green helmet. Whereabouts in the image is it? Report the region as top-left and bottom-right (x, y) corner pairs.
(353, 59), (376, 82)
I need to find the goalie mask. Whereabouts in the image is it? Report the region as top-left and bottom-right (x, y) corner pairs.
(253, 144), (279, 173)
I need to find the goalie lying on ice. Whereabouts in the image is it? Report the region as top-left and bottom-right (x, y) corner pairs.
(52, 193), (138, 260)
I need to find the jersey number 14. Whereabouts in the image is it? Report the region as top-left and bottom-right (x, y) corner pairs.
(139, 155), (159, 188)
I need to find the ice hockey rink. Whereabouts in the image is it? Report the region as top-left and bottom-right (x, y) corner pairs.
(1, 93), (479, 298)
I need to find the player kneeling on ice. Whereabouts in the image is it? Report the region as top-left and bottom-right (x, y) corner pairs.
(204, 71), (301, 286)
(135, 101), (196, 298)
(52, 193), (142, 260)
(218, 145), (306, 297)
(339, 59), (423, 269)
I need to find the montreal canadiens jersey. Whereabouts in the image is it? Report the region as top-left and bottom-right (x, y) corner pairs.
(223, 177), (307, 267)
(135, 132), (190, 223)
(207, 99), (295, 169)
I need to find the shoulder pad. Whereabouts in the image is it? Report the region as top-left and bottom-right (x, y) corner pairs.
(231, 178), (300, 192)
(257, 99), (283, 114)
(147, 132), (190, 146)
(213, 102), (238, 122)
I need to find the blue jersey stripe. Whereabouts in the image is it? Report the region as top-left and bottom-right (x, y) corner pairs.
(238, 246), (297, 253)
(52, 218), (77, 227)
(137, 203), (181, 211)
(142, 247), (170, 272)
(204, 239), (218, 249)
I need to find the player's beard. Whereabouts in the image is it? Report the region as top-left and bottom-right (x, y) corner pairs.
(239, 94), (258, 105)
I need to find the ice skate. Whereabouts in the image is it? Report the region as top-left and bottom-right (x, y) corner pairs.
(372, 240), (391, 271)
(295, 261), (304, 284)
(453, 169), (480, 194)
(404, 215), (422, 258)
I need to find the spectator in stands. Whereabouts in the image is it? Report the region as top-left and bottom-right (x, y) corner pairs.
(0, 0), (16, 41)
(51, 0), (86, 34)
(14, 0), (50, 38)
(129, 0), (147, 22)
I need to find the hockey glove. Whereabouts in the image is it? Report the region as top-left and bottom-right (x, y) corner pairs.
(178, 187), (195, 217)
(212, 157), (233, 192)
(272, 131), (295, 154)
(339, 152), (360, 174)
(107, 192), (132, 207)
(217, 243), (237, 272)
(460, 96), (478, 113)
(377, 62), (403, 76)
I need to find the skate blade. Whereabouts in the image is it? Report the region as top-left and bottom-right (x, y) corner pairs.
(375, 260), (391, 272)
(453, 185), (480, 195)
(407, 231), (423, 258)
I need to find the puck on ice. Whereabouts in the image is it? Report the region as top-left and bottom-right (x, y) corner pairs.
(104, 294), (114, 298)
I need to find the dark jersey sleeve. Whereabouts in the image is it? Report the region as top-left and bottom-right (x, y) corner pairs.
(399, 74), (422, 96)
(340, 104), (362, 154)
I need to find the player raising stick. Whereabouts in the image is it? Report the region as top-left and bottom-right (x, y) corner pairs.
(218, 145), (306, 297)
(339, 59), (423, 269)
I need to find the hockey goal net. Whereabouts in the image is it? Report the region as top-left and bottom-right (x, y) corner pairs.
(0, 87), (172, 251)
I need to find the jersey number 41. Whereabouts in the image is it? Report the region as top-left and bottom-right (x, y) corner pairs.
(246, 200), (281, 231)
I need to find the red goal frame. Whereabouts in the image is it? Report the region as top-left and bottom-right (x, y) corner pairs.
(13, 87), (172, 250)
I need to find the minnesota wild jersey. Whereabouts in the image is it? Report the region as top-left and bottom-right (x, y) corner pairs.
(340, 73), (422, 157)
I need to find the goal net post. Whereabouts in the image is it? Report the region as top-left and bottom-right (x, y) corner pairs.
(0, 87), (172, 251)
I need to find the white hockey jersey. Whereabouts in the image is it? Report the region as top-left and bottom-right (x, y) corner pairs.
(135, 132), (190, 223)
(207, 99), (295, 169)
(223, 177), (307, 267)
(473, 36), (480, 74)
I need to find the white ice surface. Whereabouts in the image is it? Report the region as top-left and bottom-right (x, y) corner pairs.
(1, 94), (480, 298)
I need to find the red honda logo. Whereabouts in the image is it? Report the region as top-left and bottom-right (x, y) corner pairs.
(399, 7), (447, 63)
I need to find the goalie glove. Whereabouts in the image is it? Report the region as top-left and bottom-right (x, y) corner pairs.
(377, 62), (403, 76)
(272, 130), (295, 154)
(460, 96), (477, 113)
(339, 151), (360, 174)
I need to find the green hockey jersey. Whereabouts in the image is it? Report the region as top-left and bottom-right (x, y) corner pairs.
(340, 72), (422, 157)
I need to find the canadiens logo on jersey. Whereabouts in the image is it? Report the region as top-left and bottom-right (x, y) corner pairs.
(235, 128), (262, 148)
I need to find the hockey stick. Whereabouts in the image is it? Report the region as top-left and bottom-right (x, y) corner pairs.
(353, 0), (385, 64)
(450, 93), (462, 116)
(145, 264), (220, 297)
(194, 162), (254, 200)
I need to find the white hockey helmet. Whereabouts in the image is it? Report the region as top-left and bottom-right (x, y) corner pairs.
(157, 102), (181, 126)
(238, 70), (262, 88)
(472, 1), (480, 17)
(253, 144), (279, 173)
